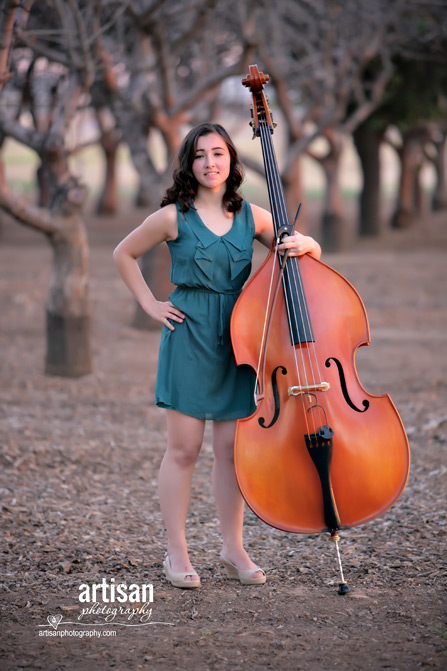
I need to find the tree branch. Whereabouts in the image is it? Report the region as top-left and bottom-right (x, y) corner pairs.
(169, 41), (255, 117)
(0, 0), (21, 92)
(66, 0), (95, 89)
(52, 0), (83, 70)
(0, 108), (42, 152)
(0, 185), (58, 235)
(283, 107), (341, 178)
(126, 0), (166, 26)
(14, 30), (71, 66)
(171, 0), (216, 52)
(258, 48), (302, 140)
(152, 18), (176, 112)
(91, 5), (118, 94)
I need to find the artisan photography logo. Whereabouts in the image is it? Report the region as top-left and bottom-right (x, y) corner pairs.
(37, 578), (174, 636)
(78, 578), (156, 624)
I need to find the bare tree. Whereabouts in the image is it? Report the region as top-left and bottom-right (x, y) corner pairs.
(0, 0), (100, 376)
(429, 124), (447, 211)
(0, 1), (19, 195)
(239, 0), (401, 247)
(238, 0), (447, 248)
(0, 0), (21, 90)
(91, 0), (256, 210)
(389, 124), (435, 229)
(352, 120), (386, 237)
(355, 34), (447, 234)
(90, 0), (257, 327)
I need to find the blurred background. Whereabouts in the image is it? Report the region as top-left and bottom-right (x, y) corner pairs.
(0, 0), (446, 376)
(1, 6), (446, 668)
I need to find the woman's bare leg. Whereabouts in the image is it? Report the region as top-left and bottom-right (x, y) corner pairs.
(158, 409), (205, 580)
(212, 419), (264, 577)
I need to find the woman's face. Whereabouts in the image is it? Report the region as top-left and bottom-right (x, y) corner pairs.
(191, 132), (231, 192)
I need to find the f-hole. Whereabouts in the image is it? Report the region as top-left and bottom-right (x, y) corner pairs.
(325, 357), (369, 413)
(259, 365), (287, 429)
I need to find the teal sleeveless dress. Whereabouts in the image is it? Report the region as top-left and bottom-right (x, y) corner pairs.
(155, 201), (257, 420)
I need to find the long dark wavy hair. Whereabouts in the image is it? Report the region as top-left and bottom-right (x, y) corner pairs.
(160, 123), (244, 213)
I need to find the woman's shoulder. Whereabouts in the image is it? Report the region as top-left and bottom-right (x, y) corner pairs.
(141, 203), (179, 242)
(160, 202), (179, 222)
(245, 203), (272, 231)
(246, 202), (269, 217)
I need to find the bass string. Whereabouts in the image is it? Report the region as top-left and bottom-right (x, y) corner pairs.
(258, 122), (307, 364)
(260, 123), (323, 385)
(287, 253), (328, 429)
(258, 121), (314, 435)
(258, 121), (309, 382)
(258, 121), (324, 389)
(258, 119), (325, 434)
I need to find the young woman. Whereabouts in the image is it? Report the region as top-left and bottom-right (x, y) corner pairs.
(113, 122), (321, 589)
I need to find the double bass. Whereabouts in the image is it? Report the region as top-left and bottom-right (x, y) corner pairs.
(231, 65), (410, 592)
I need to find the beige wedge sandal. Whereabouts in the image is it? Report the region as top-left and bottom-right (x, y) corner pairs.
(162, 556), (201, 589)
(220, 554), (266, 585)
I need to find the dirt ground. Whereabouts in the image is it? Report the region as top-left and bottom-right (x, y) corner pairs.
(0, 206), (446, 671)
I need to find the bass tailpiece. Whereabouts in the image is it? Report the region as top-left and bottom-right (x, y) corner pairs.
(305, 424), (340, 532)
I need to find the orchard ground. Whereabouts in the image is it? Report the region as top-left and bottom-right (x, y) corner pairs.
(0, 204), (446, 670)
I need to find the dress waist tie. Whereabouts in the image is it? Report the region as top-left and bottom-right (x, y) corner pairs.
(176, 286), (240, 346)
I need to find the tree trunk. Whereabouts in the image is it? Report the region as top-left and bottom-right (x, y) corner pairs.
(0, 1), (20, 92)
(0, 138), (5, 234)
(115, 103), (154, 209)
(413, 163), (427, 216)
(96, 128), (119, 215)
(321, 176), (345, 251)
(392, 128), (427, 229)
(319, 133), (346, 251)
(45, 183), (92, 376)
(0, 178), (92, 376)
(282, 157), (308, 234)
(46, 310), (91, 377)
(432, 128), (447, 211)
(36, 163), (50, 207)
(353, 124), (383, 237)
(133, 243), (176, 330)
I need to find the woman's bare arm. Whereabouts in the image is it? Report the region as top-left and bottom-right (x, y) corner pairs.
(112, 204), (185, 330)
